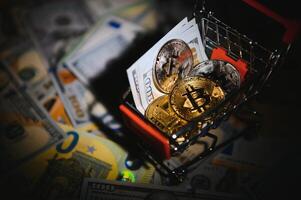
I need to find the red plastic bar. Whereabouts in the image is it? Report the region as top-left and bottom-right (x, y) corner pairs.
(119, 104), (171, 159)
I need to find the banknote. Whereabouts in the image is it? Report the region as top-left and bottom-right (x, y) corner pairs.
(177, 158), (249, 197)
(138, 20), (207, 113)
(80, 178), (242, 200)
(0, 41), (73, 125)
(0, 42), (48, 88)
(212, 128), (287, 171)
(63, 15), (143, 85)
(28, 76), (72, 126)
(127, 17), (208, 114)
(84, 0), (141, 21)
(18, 0), (92, 64)
(172, 117), (248, 196)
(163, 116), (245, 170)
(0, 69), (65, 173)
(210, 106), (287, 171)
(62, 16), (132, 61)
(163, 127), (228, 171)
(60, 5), (150, 69)
(51, 65), (98, 128)
(127, 17), (189, 113)
(51, 64), (118, 135)
(2, 124), (155, 199)
(52, 63), (125, 134)
(111, 0), (159, 30)
(62, 15), (143, 63)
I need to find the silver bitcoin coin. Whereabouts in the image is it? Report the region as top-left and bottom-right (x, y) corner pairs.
(189, 60), (241, 94)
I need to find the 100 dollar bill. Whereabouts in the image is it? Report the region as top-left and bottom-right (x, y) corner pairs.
(80, 178), (242, 200)
(0, 70), (65, 173)
(0, 42), (72, 126)
(127, 17), (188, 113)
(18, 0), (92, 64)
(127, 17), (208, 114)
(0, 42), (48, 88)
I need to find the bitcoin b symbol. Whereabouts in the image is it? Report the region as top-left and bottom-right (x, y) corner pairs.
(182, 84), (210, 113)
(170, 76), (225, 121)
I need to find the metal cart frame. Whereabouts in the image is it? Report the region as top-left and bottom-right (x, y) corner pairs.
(119, 0), (299, 184)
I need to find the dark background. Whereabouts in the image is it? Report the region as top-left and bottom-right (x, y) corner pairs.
(1, 0), (301, 199)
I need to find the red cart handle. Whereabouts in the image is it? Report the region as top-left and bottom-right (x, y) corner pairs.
(119, 104), (171, 159)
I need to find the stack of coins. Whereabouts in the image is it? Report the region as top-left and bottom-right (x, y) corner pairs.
(145, 40), (241, 144)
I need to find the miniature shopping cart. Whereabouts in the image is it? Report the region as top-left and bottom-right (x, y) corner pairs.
(119, 0), (299, 184)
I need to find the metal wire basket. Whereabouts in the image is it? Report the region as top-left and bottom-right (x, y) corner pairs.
(119, 0), (294, 184)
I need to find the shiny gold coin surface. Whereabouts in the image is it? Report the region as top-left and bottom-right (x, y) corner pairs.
(145, 95), (187, 136)
(170, 76), (225, 121)
(153, 39), (193, 93)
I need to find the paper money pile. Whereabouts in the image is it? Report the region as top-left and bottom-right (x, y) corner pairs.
(0, 0), (161, 199)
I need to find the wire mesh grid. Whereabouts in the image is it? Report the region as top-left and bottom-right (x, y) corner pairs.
(121, 2), (286, 184)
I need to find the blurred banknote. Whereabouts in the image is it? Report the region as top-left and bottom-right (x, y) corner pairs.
(117, 0), (159, 30)
(28, 76), (72, 126)
(211, 105), (289, 171)
(63, 15), (141, 58)
(51, 65), (104, 133)
(51, 64), (122, 135)
(0, 68), (65, 173)
(162, 131), (224, 171)
(126, 17), (187, 112)
(212, 130), (289, 171)
(84, 0), (159, 30)
(0, 42), (48, 87)
(80, 178), (241, 200)
(176, 158), (250, 198)
(171, 117), (248, 197)
(84, 0), (141, 21)
(0, 43), (72, 125)
(62, 15), (143, 85)
(2, 124), (155, 199)
(17, 0), (92, 65)
(127, 17), (208, 114)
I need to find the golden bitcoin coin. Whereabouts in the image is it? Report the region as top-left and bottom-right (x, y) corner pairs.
(145, 95), (188, 136)
(170, 76), (225, 121)
(153, 39), (193, 93)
